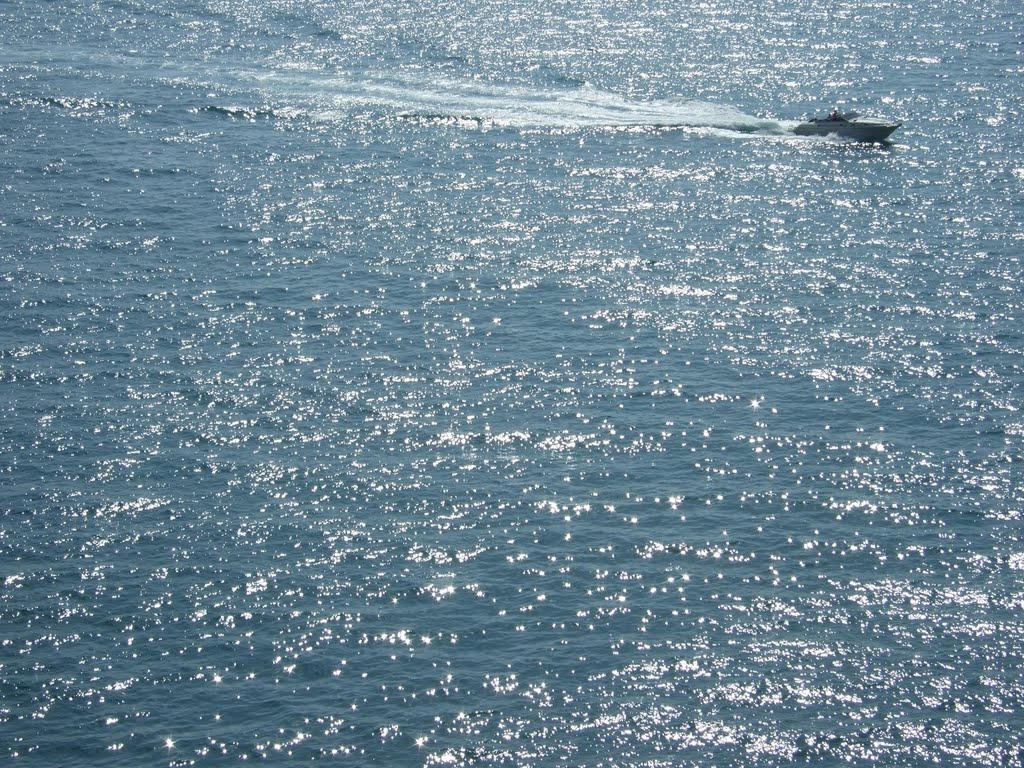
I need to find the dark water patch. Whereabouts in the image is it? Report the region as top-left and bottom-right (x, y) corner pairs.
(198, 104), (300, 122)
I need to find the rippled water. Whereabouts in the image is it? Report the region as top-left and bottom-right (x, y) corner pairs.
(2, 0), (1023, 765)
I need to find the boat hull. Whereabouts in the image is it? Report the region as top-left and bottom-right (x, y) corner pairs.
(793, 117), (900, 142)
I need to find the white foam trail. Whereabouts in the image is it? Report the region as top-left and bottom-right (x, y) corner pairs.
(245, 69), (786, 134)
(367, 76), (779, 132)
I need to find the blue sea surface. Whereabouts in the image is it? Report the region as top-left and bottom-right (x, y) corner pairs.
(2, 0), (1023, 765)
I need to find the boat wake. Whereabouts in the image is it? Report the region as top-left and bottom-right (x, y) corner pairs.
(359, 76), (782, 134)
(208, 68), (788, 136)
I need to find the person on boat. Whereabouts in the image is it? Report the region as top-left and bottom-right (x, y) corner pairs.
(829, 109), (841, 120)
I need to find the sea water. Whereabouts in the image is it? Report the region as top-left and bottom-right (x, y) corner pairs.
(1, 0), (1023, 765)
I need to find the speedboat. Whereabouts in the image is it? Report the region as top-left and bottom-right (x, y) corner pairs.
(793, 111), (900, 142)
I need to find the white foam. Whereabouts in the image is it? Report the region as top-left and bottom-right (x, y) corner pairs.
(246, 68), (787, 134)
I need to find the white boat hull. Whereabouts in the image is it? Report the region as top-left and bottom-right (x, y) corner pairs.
(794, 114), (900, 142)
